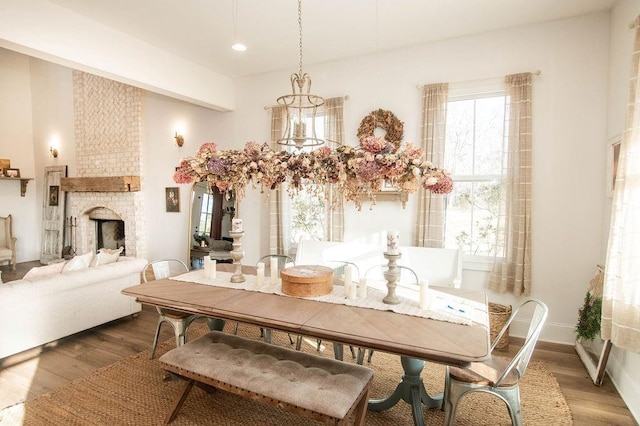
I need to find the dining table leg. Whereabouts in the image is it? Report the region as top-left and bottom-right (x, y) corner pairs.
(368, 356), (442, 426)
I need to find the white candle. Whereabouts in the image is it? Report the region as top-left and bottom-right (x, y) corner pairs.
(208, 259), (217, 279)
(387, 230), (400, 255)
(203, 256), (211, 276)
(256, 262), (265, 287)
(349, 280), (357, 300)
(232, 218), (243, 232)
(270, 261), (278, 285)
(358, 278), (367, 298)
(419, 279), (429, 309)
(343, 264), (352, 297)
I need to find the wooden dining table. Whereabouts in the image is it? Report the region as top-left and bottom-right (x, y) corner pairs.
(122, 264), (489, 426)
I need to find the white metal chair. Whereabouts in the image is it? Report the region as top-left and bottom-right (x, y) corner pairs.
(0, 214), (17, 271)
(142, 259), (198, 359)
(257, 254), (295, 275)
(443, 299), (549, 426)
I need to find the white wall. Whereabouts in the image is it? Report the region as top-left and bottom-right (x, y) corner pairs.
(141, 92), (229, 263)
(29, 57), (75, 262)
(233, 13), (611, 345)
(603, 0), (640, 419)
(0, 48), (39, 262)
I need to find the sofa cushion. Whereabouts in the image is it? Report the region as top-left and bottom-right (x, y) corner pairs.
(91, 247), (124, 267)
(23, 261), (66, 279)
(62, 251), (94, 272)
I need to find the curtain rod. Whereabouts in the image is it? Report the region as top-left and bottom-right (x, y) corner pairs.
(416, 69), (542, 89)
(264, 94), (349, 110)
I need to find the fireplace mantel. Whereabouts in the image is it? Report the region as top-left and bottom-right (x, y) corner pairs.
(61, 176), (141, 192)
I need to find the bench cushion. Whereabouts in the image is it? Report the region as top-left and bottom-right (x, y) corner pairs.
(159, 331), (374, 419)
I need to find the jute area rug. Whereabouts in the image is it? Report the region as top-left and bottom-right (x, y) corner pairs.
(0, 322), (572, 426)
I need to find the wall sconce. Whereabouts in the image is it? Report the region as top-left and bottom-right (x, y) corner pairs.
(50, 146), (59, 158)
(175, 132), (185, 147)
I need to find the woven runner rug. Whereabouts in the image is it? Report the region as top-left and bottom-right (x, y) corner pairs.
(0, 322), (572, 425)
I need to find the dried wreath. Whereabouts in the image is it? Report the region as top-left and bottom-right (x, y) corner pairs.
(357, 108), (404, 152)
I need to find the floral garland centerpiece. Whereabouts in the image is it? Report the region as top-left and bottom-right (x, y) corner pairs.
(174, 139), (453, 210)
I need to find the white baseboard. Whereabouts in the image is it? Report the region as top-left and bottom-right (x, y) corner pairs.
(509, 319), (576, 345)
(606, 348), (640, 423)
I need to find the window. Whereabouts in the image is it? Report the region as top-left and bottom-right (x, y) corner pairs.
(287, 115), (326, 244)
(443, 92), (507, 257)
(197, 192), (214, 237)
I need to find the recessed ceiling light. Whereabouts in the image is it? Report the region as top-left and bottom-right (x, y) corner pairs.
(231, 43), (247, 52)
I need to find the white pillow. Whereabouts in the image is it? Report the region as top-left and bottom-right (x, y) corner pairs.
(62, 251), (94, 272)
(91, 247), (124, 266)
(23, 261), (66, 279)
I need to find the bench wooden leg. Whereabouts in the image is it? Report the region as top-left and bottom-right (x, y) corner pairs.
(165, 379), (194, 425)
(352, 387), (370, 426)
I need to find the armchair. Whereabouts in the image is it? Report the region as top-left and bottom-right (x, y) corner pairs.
(0, 214), (17, 271)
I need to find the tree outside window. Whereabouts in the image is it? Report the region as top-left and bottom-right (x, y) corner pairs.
(443, 94), (507, 257)
(287, 115), (326, 244)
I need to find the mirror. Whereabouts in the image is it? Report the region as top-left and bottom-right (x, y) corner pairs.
(188, 181), (236, 268)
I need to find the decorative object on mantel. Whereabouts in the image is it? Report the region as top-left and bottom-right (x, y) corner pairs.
(0, 175), (33, 196)
(3, 168), (20, 178)
(275, 0), (324, 150)
(0, 162), (30, 196)
(173, 139), (453, 210)
(229, 230), (245, 283)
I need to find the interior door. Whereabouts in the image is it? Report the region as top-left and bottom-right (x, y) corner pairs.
(40, 165), (68, 264)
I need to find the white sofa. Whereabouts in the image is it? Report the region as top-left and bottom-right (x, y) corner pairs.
(0, 255), (147, 359)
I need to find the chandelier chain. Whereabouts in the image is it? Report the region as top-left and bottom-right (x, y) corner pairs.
(298, 0), (303, 76)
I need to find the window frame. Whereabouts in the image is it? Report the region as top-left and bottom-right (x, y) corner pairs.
(444, 86), (507, 268)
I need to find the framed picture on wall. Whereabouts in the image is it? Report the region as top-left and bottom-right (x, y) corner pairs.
(48, 185), (60, 206)
(3, 168), (20, 178)
(166, 187), (180, 212)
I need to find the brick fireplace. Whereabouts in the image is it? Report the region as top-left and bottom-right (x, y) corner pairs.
(66, 71), (147, 258)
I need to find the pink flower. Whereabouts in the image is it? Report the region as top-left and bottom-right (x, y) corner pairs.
(360, 136), (393, 154)
(357, 160), (382, 181)
(423, 173), (454, 194)
(197, 142), (218, 157)
(173, 159), (196, 183)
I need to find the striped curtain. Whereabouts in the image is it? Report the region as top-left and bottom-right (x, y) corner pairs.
(414, 83), (449, 247)
(488, 73), (533, 296)
(323, 97), (345, 242)
(268, 106), (290, 255)
(269, 98), (346, 255)
(601, 16), (640, 353)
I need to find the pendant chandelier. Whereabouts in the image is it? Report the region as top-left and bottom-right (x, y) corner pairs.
(276, 0), (324, 150)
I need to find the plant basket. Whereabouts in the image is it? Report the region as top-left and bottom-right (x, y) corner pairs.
(489, 302), (512, 350)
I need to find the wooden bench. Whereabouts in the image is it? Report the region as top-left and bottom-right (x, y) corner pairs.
(159, 331), (374, 425)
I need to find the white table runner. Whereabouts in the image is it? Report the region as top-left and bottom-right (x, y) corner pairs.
(170, 269), (487, 327)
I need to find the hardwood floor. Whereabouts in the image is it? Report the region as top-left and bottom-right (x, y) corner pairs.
(0, 262), (637, 425)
